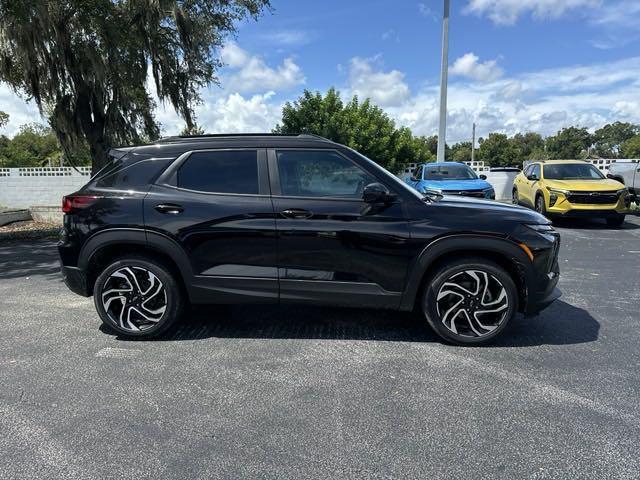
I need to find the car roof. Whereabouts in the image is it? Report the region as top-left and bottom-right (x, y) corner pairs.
(531, 160), (589, 164)
(122, 133), (339, 156)
(422, 162), (467, 167)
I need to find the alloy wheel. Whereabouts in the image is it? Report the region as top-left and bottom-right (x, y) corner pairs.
(436, 270), (509, 338)
(101, 266), (167, 332)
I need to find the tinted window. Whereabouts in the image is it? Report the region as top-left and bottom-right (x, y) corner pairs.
(423, 164), (477, 180)
(178, 150), (258, 194)
(530, 164), (541, 178)
(276, 150), (376, 198)
(523, 165), (533, 176)
(94, 157), (172, 189)
(543, 163), (604, 180)
(414, 166), (423, 179)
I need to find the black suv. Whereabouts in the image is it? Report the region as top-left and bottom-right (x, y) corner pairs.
(59, 134), (561, 345)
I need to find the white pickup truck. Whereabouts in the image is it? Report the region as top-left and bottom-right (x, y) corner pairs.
(609, 161), (640, 204)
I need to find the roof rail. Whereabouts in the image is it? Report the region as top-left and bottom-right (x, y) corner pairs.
(154, 133), (331, 144)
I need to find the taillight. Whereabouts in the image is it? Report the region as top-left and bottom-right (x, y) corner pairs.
(62, 195), (100, 213)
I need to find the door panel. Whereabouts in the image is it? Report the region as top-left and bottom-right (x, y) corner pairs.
(269, 149), (412, 308)
(144, 149), (278, 303)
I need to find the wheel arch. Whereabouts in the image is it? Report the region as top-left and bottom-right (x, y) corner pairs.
(400, 235), (531, 313)
(79, 229), (193, 297)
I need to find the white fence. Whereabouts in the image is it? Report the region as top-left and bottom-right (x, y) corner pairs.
(0, 167), (91, 209)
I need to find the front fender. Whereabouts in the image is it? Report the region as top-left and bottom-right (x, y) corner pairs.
(399, 234), (533, 311)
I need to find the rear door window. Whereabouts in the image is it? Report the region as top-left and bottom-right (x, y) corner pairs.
(177, 150), (258, 194)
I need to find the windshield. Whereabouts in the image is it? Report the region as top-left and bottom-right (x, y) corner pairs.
(543, 163), (605, 180)
(423, 165), (477, 181)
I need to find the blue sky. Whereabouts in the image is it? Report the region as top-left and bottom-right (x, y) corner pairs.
(1, 0), (640, 143)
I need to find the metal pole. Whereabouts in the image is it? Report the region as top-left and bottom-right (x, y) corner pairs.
(471, 122), (476, 163)
(437, 0), (450, 163)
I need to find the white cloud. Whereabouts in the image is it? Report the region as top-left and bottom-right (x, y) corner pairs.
(258, 30), (315, 46)
(464, 0), (601, 25)
(385, 56), (640, 143)
(0, 84), (44, 136)
(347, 57), (411, 107)
(450, 53), (504, 82)
(156, 91), (281, 135)
(220, 42), (305, 94)
(418, 3), (438, 21)
(381, 29), (400, 42)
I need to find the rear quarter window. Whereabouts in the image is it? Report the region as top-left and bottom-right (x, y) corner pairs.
(92, 156), (173, 189)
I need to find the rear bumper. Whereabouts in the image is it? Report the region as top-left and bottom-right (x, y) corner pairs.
(61, 265), (91, 297)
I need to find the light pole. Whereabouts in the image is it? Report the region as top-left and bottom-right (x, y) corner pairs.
(436, 0), (450, 163)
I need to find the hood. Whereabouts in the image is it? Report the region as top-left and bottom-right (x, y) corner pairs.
(434, 195), (549, 225)
(418, 178), (492, 192)
(545, 178), (624, 191)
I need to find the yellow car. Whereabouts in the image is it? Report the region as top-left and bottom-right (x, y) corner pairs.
(512, 160), (631, 227)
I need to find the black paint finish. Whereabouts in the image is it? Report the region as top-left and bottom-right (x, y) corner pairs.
(58, 134), (560, 317)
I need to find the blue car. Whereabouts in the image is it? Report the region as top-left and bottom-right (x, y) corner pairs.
(405, 162), (495, 199)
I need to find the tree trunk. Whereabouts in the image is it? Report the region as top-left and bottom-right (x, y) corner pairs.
(76, 87), (109, 173)
(89, 137), (110, 173)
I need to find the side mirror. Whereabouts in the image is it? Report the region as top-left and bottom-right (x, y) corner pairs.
(606, 173), (615, 180)
(479, 174), (487, 180)
(363, 182), (396, 204)
(527, 174), (539, 181)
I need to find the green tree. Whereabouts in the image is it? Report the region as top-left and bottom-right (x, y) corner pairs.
(0, 110), (8, 128)
(0, 0), (270, 171)
(275, 88), (433, 171)
(478, 133), (520, 167)
(448, 142), (472, 163)
(621, 135), (640, 158)
(592, 122), (639, 158)
(545, 127), (592, 159)
(0, 123), (61, 167)
(180, 124), (205, 136)
(511, 132), (545, 160)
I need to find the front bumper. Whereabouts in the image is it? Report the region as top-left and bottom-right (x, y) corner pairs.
(525, 275), (561, 316)
(546, 193), (630, 217)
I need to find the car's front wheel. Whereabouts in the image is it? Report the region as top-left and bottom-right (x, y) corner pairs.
(421, 258), (518, 345)
(93, 256), (184, 338)
(535, 194), (547, 216)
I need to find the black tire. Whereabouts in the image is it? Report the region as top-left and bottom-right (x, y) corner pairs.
(606, 215), (625, 228)
(93, 255), (184, 338)
(535, 193), (547, 217)
(512, 188), (519, 205)
(421, 257), (518, 346)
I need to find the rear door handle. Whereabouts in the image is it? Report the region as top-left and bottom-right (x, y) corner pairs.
(280, 208), (313, 219)
(155, 203), (184, 214)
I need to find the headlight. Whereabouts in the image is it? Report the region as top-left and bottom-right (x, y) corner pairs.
(546, 187), (569, 195)
(525, 224), (555, 233)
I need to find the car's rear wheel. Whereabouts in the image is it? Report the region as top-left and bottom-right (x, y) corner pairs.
(606, 215), (625, 228)
(93, 256), (184, 338)
(512, 188), (519, 205)
(421, 258), (518, 345)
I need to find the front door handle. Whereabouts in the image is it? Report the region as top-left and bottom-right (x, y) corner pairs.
(280, 208), (313, 219)
(155, 203), (184, 214)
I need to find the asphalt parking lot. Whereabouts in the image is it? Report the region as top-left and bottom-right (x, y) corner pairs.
(1, 216), (640, 480)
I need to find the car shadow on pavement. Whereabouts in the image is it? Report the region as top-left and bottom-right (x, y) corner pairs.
(553, 217), (640, 230)
(105, 299), (599, 348)
(0, 239), (61, 280)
